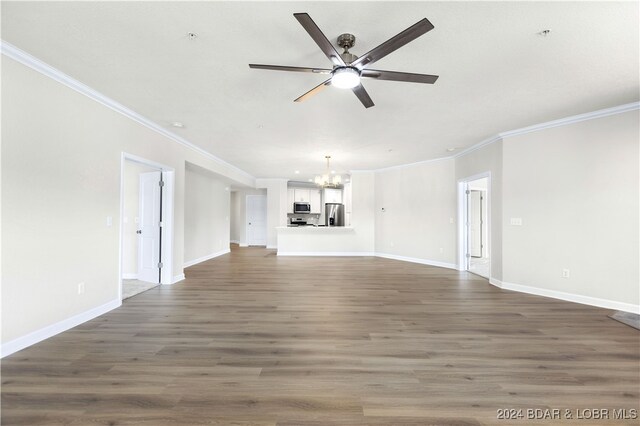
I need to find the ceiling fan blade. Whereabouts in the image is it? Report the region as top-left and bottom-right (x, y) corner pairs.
(350, 18), (434, 69)
(249, 64), (332, 74)
(294, 78), (332, 103)
(352, 84), (375, 108)
(293, 13), (346, 67)
(361, 69), (439, 84)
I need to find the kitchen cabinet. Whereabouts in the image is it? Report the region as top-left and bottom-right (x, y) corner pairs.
(287, 188), (295, 213)
(323, 188), (342, 204)
(309, 189), (321, 213)
(294, 188), (310, 202)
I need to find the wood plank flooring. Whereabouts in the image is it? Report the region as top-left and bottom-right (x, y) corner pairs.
(2, 245), (639, 425)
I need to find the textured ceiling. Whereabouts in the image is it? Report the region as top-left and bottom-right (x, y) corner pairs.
(2, 1), (638, 181)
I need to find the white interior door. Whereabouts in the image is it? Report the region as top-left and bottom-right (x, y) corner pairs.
(468, 190), (482, 258)
(138, 171), (162, 283)
(246, 195), (267, 246)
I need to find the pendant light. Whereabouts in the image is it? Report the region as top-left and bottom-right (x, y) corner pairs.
(314, 156), (342, 187)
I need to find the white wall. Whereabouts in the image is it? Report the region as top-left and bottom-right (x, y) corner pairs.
(374, 159), (457, 266)
(184, 163), (230, 264)
(122, 161), (157, 277)
(501, 110), (639, 307)
(230, 188), (267, 246)
(1, 55), (252, 347)
(230, 191), (238, 242)
(255, 178), (288, 248)
(348, 171), (376, 253)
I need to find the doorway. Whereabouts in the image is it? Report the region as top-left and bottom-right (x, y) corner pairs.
(458, 173), (491, 279)
(119, 153), (175, 301)
(246, 195), (267, 246)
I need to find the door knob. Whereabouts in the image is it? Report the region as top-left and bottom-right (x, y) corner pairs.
(136, 230), (142, 234)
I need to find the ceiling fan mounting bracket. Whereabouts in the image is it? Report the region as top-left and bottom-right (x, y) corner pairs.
(337, 34), (358, 63)
(337, 33), (356, 51)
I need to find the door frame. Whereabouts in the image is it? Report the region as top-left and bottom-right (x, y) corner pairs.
(245, 194), (267, 246)
(119, 152), (176, 301)
(457, 171), (491, 275)
(468, 189), (483, 258)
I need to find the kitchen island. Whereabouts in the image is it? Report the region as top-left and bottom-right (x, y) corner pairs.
(276, 226), (373, 256)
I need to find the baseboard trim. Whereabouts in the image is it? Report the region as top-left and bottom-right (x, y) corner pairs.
(121, 273), (138, 280)
(489, 278), (639, 314)
(375, 253), (458, 270)
(278, 251), (375, 257)
(489, 277), (503, 288)
(169, 273), (185, 285)
(239, 243), (248, 247)
(266, 245), (277, 249)
(230, 240), (240, 244)
(183, 249), (231, 268)
(1, 298), (121, 358)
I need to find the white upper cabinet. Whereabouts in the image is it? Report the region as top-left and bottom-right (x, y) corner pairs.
(287, 188), (295, 213)
(324, 188), (342, 204)
(294, 188), (310, 203)
(309, 189), (321, 213)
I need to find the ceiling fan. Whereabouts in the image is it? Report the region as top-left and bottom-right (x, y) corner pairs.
(249, 13), (439, 108)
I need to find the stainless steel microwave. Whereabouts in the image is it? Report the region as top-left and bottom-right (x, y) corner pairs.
(293, 202), (311, 214)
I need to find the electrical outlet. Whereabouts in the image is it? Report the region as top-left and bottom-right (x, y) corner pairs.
(440, 248), (444, 253)
(106, 216), (113, 227)
(449, 217), (454, 224)
(390, 241), (394, 247)
(510, 218), (523, 226)
(562, 269), (570, 278)
(78, 282), (85, 295)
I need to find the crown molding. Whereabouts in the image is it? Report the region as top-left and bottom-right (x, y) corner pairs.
(354, 101), (638, 173)
(1, 40), (256, 185)
(453, 135), (502, 159)
(4, 39), (636, 181)
(499, 101), (640, 139)
(455, 101), (639, 159)
(373, 154), (455, 173)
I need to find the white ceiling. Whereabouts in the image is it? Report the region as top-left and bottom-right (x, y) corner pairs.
(2, 1), (638, 181)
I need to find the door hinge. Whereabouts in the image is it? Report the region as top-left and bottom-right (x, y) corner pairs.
(465, 190), (470, 195)
(159, 221), (163, 228)
(158, 262), (163, 269)
(466, 253), (471, 258)
(159, 181), (165, 187)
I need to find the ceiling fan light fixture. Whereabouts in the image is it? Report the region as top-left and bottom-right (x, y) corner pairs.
(331, 67), (360, 89)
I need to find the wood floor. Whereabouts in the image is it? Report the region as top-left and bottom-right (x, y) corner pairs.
(2, 246), (638, 425)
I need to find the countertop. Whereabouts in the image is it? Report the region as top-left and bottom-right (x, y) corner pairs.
(277, 226), (354, 231)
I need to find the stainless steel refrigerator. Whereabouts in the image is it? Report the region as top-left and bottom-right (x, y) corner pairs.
(325, 203), (345, 226)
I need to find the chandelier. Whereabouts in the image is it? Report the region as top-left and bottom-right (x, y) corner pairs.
(314, 156), (342, 188)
